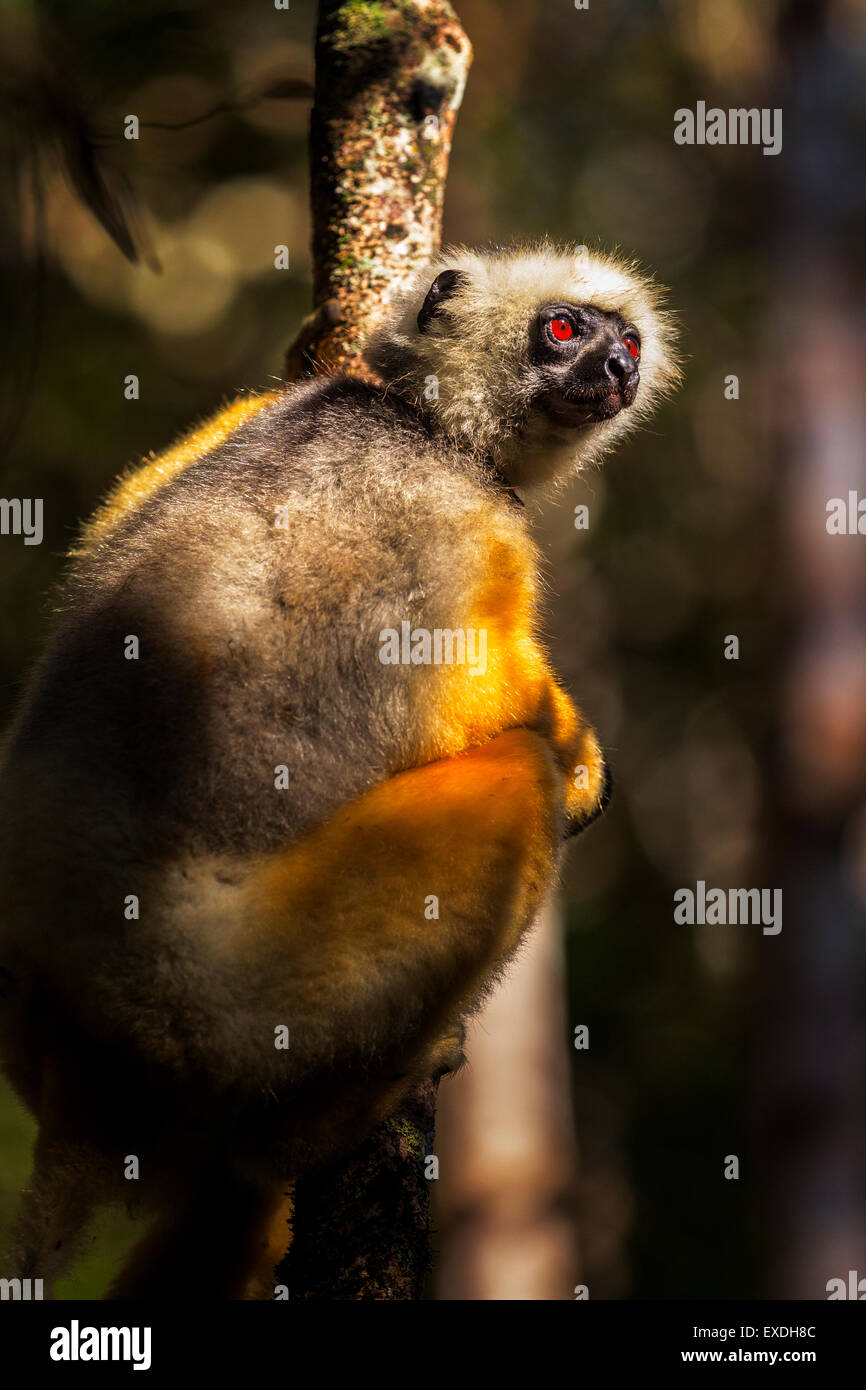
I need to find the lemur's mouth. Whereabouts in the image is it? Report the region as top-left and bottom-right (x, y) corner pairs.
(543, 376), (639, 428)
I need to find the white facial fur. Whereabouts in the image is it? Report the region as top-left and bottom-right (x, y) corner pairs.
(365, 241), (681, 491)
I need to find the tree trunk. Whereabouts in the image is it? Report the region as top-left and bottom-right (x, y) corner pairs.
(277, 0), (471, 1300)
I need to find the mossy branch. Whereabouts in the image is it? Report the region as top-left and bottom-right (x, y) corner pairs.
(284, 0), (471, 377)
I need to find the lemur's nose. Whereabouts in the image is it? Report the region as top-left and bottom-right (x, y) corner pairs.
(605, 342), (638, 383)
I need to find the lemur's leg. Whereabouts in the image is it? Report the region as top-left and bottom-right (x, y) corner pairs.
(107, 1174), (292, 1300)
(241, 729), (562, 1126)
(3, 1129), (101, 1295)
(241, 1187), (295, 1301)
(113, 729), (571, 1301)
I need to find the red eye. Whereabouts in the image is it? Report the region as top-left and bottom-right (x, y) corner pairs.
(623, 334), (640, 360)
(550, 318), (574, 342)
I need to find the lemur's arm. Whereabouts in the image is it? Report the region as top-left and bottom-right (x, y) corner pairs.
(399, 510), (610, 836)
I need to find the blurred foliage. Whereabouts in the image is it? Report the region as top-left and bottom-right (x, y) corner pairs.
(1, 0), (864, 1298)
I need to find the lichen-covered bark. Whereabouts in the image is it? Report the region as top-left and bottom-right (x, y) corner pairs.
(277, 0), (471, 1299)
(285, 0), (471, 376)
(279, 1082), (438, 1299)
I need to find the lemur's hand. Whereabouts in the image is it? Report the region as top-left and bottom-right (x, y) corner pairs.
(532, 678), (611, 838)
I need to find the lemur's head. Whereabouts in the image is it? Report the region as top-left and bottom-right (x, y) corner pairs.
(365, 243), (681, 490)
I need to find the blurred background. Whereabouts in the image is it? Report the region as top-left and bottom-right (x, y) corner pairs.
(0, 0), (864, 1299)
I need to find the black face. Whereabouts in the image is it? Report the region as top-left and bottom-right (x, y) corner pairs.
(528, 302), (641, 426)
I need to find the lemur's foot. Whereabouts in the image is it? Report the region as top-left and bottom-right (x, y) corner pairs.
(562, 718), (612, 837)
(429, 1021), (467, 1080)
(565, 755), (612, 837)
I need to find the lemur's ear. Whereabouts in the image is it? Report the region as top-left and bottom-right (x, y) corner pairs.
(417, 269), (466, 333)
